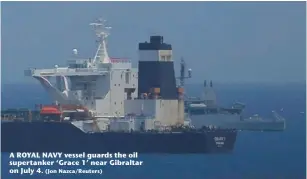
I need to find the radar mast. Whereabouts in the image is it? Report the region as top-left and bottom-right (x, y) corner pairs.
(177, 57), (192, 87)
(90, 18), (111, 65)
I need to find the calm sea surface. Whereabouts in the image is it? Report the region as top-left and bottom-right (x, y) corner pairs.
(1, 83), (306, 179)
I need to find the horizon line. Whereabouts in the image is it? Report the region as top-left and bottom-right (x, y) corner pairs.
(2, 81), (306, 86)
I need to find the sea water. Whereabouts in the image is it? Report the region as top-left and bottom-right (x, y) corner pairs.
(1, 83), (306, 179)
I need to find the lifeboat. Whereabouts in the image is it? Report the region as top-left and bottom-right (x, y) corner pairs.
(40, 106), (61, 115)
(39, 104), (90, 121)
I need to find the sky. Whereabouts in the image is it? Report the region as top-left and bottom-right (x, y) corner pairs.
(1, 2), (306, 84)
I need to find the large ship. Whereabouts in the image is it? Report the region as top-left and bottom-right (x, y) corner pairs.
(1, 18), (237, 154)
(185, 81), (286, 131)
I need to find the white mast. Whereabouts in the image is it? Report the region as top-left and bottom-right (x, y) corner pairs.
(90, 18), (111, 65)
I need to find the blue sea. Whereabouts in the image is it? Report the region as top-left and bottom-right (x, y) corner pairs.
(1, 83), (306, 179)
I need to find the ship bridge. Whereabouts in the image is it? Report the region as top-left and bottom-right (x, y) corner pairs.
(24, 18), (138, 117)
(24, 58), (131, 77)
(24, 66), (108, 77)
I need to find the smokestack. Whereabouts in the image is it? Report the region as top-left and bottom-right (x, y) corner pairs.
(138, 36), (177, 99)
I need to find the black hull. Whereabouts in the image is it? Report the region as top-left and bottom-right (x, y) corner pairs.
(1, 122), (237, 154)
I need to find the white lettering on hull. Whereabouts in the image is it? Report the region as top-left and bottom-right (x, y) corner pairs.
(214, 137), (226, 147)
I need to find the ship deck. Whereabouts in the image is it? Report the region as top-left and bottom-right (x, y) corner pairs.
(1, 108), (40, 121)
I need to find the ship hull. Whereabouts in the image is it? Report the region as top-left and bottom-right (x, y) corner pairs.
(1, 121), (237, 154)
(190, 114), (285, 131)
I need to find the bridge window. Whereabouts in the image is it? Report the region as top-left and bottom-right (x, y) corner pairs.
(160, 55), (166, 61)
(166, 55), (171, 61)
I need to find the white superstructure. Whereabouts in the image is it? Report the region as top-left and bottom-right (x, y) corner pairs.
(24, 18), (187, 132)
(24, 18), (138, 117)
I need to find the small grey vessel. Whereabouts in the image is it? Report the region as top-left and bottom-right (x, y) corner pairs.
(185, 81), (286, 131)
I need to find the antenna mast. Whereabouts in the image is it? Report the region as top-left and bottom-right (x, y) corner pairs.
(90, 18), (112, 65)
(180, 58), (186, 87)
(177, 57), (192, 87)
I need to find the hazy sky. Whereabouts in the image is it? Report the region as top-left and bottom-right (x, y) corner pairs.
(1, 2), (306, 84)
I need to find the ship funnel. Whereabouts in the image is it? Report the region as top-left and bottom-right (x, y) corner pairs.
(138, 36), (177, 99)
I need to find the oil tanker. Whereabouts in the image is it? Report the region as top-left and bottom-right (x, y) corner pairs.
(1, 18), (237, 154)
